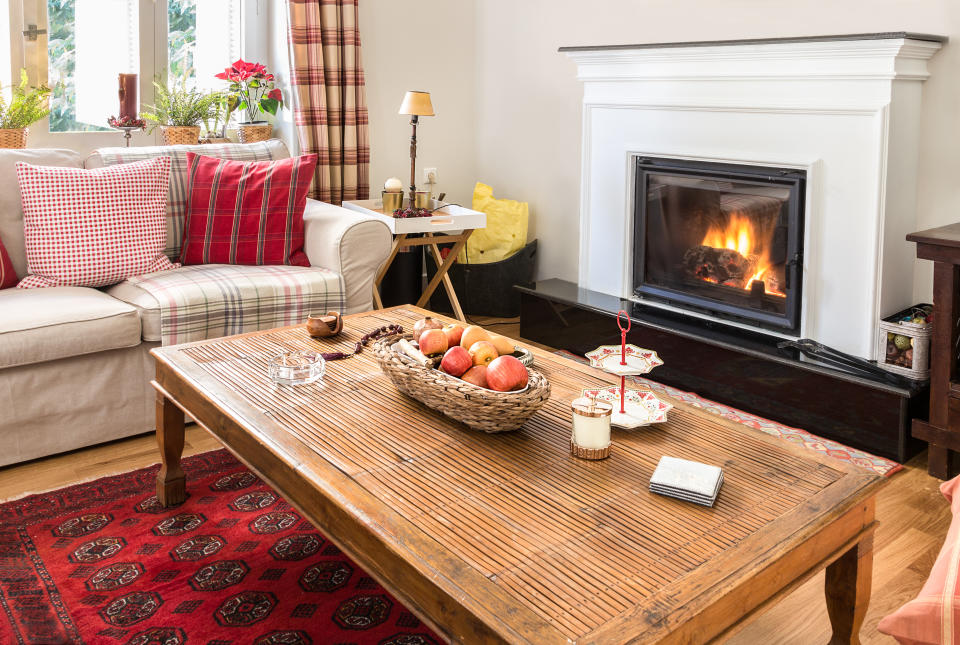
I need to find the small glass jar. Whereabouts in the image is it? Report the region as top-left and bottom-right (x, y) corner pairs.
(268, 350), (325, 386)
(571, 397), (613, 460)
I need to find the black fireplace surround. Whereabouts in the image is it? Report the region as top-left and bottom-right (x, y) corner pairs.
(633, 157), (806, 334)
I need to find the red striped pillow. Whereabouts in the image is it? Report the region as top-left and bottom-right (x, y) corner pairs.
(179, 153), (317, 266)
(0, 237), (16, 289)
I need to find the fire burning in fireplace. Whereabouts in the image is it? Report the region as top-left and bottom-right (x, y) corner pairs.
(685, 213), (785, 297)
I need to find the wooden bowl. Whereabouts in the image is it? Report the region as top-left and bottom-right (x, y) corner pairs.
(306, 311), (343, 338)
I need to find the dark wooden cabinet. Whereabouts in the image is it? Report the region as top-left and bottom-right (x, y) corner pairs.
(908, 223), (960, 478)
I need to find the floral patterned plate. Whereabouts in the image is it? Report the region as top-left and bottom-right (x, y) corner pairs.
(585, 344), (664, 376)
(580, 386), (673, 429)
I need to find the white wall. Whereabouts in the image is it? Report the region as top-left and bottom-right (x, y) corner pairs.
(359, 0), (477, 204)
(361, 0), (959, 305)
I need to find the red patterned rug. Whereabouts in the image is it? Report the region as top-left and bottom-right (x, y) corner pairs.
(0, 450), (439, 645)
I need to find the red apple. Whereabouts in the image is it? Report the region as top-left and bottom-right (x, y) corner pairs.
(439, 346), (471, 377)
(460, 365), (489, 388)
(418, 328), (448, 356)
(468, 340), (498, 367)
(486, 355), (529, 392)
(413, 316), (442, 343)
(442, 323), (464, 347)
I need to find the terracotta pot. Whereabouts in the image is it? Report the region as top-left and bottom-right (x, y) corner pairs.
(238, 122), (272, 143)
(159, 125), (200, 146)
(0, 128), (28, 149)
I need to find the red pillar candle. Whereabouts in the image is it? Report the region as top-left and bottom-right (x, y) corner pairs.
(118, 74), (138, 119)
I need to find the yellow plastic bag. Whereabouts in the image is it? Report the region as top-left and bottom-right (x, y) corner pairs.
(459, 182), (528, 264)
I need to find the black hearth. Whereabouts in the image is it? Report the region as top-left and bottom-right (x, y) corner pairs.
(634, 157), (805, 334)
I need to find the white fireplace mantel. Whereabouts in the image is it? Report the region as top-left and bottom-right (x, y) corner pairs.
(564, 33), (944, 359)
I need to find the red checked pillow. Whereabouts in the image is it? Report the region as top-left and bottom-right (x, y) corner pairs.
(179, 152), (317, 266)
(16, 157), (176, 289)
(879, 474), (960, 643)
(0, 237), (16, 289)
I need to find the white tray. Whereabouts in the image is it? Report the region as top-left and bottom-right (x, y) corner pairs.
(342, 198), (486, 234)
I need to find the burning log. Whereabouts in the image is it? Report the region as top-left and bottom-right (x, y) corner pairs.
(682, 244), (758, 289)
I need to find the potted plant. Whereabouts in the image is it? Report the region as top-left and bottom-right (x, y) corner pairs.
(0, 70), (52, 149)
(199, 93), (233, 144)
(215, 59), (283, 143)
(141, 81), (222, 146)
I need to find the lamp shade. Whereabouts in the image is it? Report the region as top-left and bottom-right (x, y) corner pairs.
(398, 91), (434, 116)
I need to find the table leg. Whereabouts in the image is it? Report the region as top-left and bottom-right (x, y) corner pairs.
(156, 391), (186, 507)
(824, 533), (874, 645)
(427, 240), (466, 322)
(416, 232), (471, 314)
(373, 234), (407, 310)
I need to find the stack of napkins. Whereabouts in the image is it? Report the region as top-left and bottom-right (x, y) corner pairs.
(649, 456), (724, 507)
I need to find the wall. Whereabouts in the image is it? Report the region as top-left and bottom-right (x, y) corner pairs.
(359, 0), (477, 205)
(466, 0), (958, 300)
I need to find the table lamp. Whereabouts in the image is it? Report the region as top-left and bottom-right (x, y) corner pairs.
(398, 91), (434, 208)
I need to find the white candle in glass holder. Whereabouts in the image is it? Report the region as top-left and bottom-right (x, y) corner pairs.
(571, 397), (612, 449)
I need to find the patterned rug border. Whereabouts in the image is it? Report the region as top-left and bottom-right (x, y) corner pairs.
(555, 350), (902, 478)
(0, 450), (240, 527)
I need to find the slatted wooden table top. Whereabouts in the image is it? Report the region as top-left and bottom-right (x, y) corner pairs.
(152, 306), (886, 644)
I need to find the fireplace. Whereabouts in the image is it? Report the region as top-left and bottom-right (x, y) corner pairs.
(633, 157), (806, 334)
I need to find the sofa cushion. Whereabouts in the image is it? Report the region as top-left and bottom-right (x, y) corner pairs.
(0, 148), (84, 279)
(0, 236), (15, 289)
(16, 157), (177, 289)
(106, 264), (344, 344)
(878, 474), (960, 643)
(0, 287), (142, 368)
(85, 140), (290, 260)
(180, 152), (317, 267)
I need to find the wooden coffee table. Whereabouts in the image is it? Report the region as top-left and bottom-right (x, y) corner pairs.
(152, 306), (885, 644)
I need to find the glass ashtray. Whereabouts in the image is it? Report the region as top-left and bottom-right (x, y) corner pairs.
(268, 350), (325, 386)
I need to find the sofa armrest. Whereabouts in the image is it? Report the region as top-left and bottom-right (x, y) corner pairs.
(302, 198), (392, 314)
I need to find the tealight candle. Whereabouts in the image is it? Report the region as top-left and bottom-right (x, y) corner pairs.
(384, 177), (403, 192)
(570, 396), (613, 460)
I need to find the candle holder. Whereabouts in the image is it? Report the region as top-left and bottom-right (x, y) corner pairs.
(584, 310), (670, 429)
(107, 116), (145, 148)
(570, 396), (613, 460)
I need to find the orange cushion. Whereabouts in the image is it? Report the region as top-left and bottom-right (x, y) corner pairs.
(878, 475), (960, 644)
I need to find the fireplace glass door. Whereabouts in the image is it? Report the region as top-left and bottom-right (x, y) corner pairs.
(634, 158), (805, 333)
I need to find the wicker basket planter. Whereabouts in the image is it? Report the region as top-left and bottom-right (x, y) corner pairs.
(0, 128), (28, 149)
(199, 136), (232, 144)
(159, 126), (200, 146)
(373, 334), (551, 433)
(238, 122), (272, 143)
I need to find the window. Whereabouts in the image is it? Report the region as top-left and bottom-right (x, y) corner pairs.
(48, 0), (138, 132)
(8, 0), (244, 134)
(168, 0), (241, 91)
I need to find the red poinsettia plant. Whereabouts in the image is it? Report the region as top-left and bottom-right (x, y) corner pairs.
(215, 59), (283, 124)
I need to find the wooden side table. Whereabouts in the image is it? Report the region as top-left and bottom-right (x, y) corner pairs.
(342, 199), (487, 324)
(908, 223), (960, 478)
(371, 231), (475, 322)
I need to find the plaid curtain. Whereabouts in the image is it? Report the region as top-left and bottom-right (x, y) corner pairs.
(286, 0), (370, 204)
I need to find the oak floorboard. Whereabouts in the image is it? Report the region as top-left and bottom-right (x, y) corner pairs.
(0, 317), (951, 642)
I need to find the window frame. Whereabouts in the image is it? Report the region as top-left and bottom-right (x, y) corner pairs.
(4, 0), (264, 152)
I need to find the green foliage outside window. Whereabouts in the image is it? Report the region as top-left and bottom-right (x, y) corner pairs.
(47, 0), (107, 132)
(168, 0), (198, 85)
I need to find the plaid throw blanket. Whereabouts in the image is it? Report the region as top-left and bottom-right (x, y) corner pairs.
(91, 141), (286, 259)
(127, 265), (344, 346)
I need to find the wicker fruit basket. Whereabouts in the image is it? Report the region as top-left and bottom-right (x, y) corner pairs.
(373, 334), (551, 433)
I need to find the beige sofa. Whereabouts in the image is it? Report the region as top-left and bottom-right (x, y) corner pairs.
(0, 143), (391, 466)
